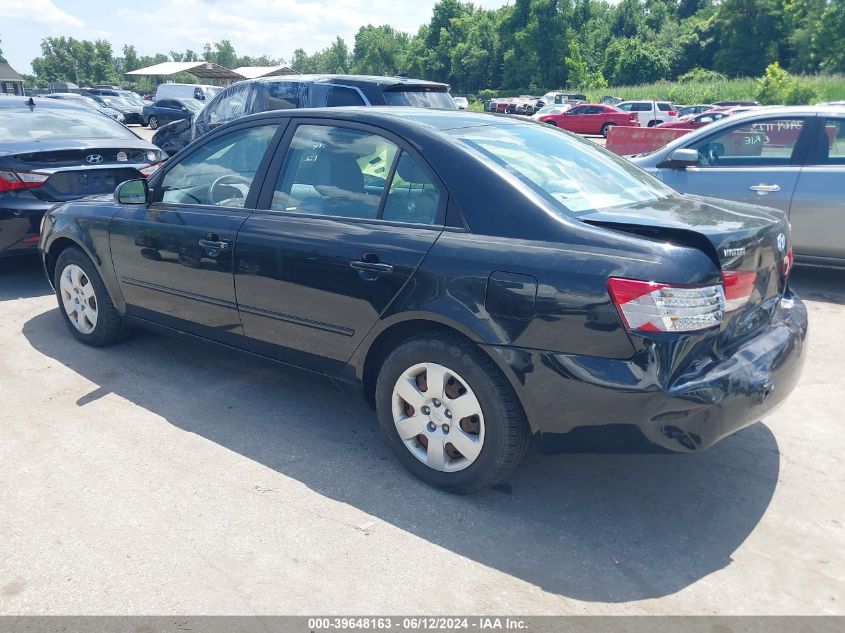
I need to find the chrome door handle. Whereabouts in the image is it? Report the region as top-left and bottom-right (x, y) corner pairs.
(198, 236), (230, 250)
(350, 260), (393, 274)
(749, 184), (780, 194)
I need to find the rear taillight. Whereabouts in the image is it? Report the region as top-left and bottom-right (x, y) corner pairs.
(608, 278), (725, 333)
(139, 162), (162, 177)
(0, 169), (49, 192)
(782, 247), (794, 277)
(721, 270), (757, 312)
(668, 110), (677, 116)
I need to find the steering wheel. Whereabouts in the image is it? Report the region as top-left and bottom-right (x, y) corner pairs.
(209, 174), (251, 205)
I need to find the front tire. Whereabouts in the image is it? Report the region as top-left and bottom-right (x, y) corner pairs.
(148, 116), (158, 130)
(375, 333), (530, 494)
(54, 247), (125, 347)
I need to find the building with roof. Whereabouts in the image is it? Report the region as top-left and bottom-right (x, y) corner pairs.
(125, 61), (245, 84)
(0, 62), (25, 96)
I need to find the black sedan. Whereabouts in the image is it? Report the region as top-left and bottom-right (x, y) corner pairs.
(0, 97), (164, 256)
(90, 95), (145, 125)
(142, 98), (203, 130)
(38, 108), (807, 493)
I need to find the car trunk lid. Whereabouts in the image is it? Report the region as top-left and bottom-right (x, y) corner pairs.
(581, 194), (791, 343)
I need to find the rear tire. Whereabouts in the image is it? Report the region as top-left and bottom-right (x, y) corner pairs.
(601, 122), (615, 137)
(53, 247), (125, 347)
(647, 120), (659, 127)
(375, 333), (530, 494)
(148, 116), (158, 130)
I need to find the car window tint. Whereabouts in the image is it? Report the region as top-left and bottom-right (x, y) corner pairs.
(453, 124), (675, 216)
(818, 119), (845, 165)
(265, 82), (304, 111)
(617, 103), (632, 111)
(689, 118), (806, 167)
(568, 106), (587, 115)
(657, 103), (672, 111)
(159, 125), (278, 207)
(632, 103), (651, 112)
(382, 152), (441, 225)
(327, 86), (367, 107)
(271, 124), (399, 219)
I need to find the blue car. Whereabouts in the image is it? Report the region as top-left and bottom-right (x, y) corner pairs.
(141, 98), (203, 129)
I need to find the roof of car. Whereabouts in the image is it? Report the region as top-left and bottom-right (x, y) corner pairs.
(239, 74), (449, 89)
(0, 96), (87, 110)
(229, 106), (528, 134)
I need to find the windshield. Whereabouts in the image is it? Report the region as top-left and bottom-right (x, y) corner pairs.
(183, 99), (205, 113)
(99, 96), (135, 109)
(0, 107), (137, 140)
(451, 124), (675, 215)
(53, 95), (101, 108)
(383, 89), (456, 109)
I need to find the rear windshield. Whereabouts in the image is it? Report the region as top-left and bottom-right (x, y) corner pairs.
(0, 107), (137, 141)
(383, 89), (455, 109)
(451, 124), (675, 216)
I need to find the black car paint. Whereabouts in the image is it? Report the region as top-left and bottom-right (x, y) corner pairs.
(142, 100), (194, 128)
(39, 109), (808, 452)
(0, 98), (161, 255)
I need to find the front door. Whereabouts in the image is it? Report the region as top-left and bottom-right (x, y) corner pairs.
(657, 115), (811, 215)
(235, 121), (445, 374)
(109, 123), (280, 345)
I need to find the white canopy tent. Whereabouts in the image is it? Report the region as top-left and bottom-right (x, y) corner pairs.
(231, 66), (297, 79)
(126, 61), (244, 82)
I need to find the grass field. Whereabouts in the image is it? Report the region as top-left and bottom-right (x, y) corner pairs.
(583, 74), (845, 105)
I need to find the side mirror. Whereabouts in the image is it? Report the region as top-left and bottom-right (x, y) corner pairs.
(115, 178), (149, 205)
(667, 148), (700, 167)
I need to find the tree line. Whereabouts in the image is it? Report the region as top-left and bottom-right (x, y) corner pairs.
(10, 0), (845, 94)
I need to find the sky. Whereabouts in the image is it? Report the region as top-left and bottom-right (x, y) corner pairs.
(1, 0), (514, 74)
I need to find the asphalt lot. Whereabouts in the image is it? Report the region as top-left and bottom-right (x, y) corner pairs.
(0, 253), (843, 615)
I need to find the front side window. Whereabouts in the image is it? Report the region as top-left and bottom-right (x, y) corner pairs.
(452, 123), (675, 216)
(688, 117), (806, 166)
(159, 125), (278, 207)
(271, 125), (399, 219)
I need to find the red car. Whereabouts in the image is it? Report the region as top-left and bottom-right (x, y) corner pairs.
(656, 110), (731, 130)
(537, 103), (639, 137)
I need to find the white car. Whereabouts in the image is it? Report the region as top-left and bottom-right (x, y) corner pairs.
(453, 96), (469, 110)
(531, 104), (570, 119)
(616, 100), (678, 127)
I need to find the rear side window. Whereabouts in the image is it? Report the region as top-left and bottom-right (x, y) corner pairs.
(382, 152), (441, 225)
(817, 119), (845, 165)
(272, 125), (399, 219)
(382, 89), (455, 109)
(264, 82), (304, 111)
(327, 86), (366, 107)
(657, 103), (673, 111)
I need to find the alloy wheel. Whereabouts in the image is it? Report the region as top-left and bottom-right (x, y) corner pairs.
(391, 362), (485, 472)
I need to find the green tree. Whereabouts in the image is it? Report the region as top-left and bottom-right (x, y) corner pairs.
(603, 37), (670, 85)
(565, 40), (589, 88)
(817, 0), (845, 73)
(712, 0), (788, 77)
(0, 36), (7, 64)
(352, 25), (408, 76)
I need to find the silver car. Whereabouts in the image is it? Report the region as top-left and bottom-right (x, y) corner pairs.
(632, 106), (845, 268)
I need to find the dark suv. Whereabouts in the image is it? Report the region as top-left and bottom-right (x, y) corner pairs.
(151, 74), (455, 155)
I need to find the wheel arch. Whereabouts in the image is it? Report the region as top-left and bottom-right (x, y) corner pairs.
(355, 314), (536, 433)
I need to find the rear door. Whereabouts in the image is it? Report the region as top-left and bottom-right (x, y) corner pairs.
(788, 116), (845, 260)
(234, 119), (446, 374)
(657, 115), (811, 214)
(109, 122), (281, 345)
